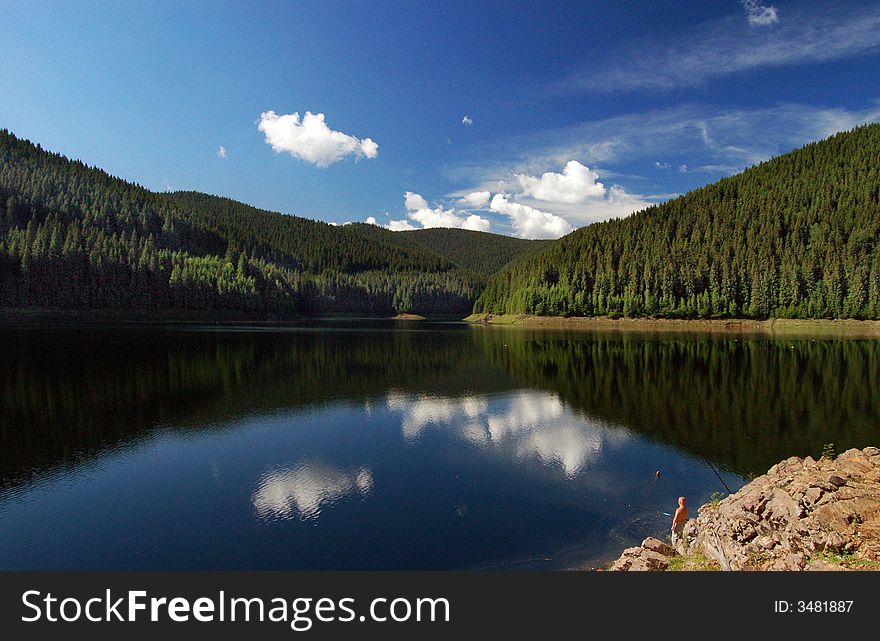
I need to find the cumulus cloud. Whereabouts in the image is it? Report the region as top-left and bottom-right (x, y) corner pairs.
(444, 159), (654, 233)
(742, 0), (778, 27)
(257, 110), (378, 168)
(217, 145), (227, 159)
(365, 216), (378, 225)
(516, 160), (606, 204)
(489, 194), (572, 239)
(387, 192), (491, 232)
(404, 191), (429, 212)
(654, 161), (670, 169)
(387, 219), (417, 231)
(497, 161), (654, 228)
(457, 191), (491, 207)
(462, 115), (473, 126)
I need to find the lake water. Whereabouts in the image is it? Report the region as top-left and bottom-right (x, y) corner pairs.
(1, 321), (878, 570)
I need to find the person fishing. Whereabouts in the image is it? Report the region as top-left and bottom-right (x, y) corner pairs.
(671, 496), (688, 544)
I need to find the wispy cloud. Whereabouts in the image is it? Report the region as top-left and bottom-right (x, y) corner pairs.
(444, 100), (880, 228)
(258, 110), (378, 168)
(461, 114), (473, 126)
(217, 145), (227, 159)
(742, 0), (779, 27)
(570, 4), (880, 91)
(448, 101), (880, 180)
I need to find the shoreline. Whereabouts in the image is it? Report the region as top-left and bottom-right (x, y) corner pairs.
(0, 308), (292, 324)
(465, 313), (880, 337)
(0, 308), (441, 325)
(6, 307), (880, 336)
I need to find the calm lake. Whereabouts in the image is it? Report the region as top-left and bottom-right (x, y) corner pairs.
(1, 321), (878, 570)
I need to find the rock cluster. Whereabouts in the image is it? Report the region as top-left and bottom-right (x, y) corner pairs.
(608, 537), (677, 571)
(608, 447), (880, 571)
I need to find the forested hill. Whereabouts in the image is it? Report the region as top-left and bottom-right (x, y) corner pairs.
(0, 129), (532, 318)
(475, 124), (880, 320)
(163, 191), (458, 275)
(345, 223), (549, 276)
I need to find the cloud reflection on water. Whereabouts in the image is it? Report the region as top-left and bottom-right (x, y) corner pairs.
(387, 390), (624, 477)
(252, 391), (627, 524)
(252, 460), (373, 521)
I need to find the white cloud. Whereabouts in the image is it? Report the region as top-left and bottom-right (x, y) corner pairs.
(489, 194), (572, 239)
(572, 4), (880, 91)
(457, 191), (491, 208)
(654, 161), (670, 169)
(742, 0), (778, 27)
(606, 185), (649, 208)
(501, 161), (654, 227)
(462, 115), (473, 126)
(404, 191), (429, 211)
(390, 191), (491, 232)
(678, 164), (689, 173)
(257, 110), (378, 168)
(365, 216), (378, 225)
(388, 219), (417, 231)
(461, 215), (491, 232)
(516, 160), (606, 204)
(217, 145), (227, 159)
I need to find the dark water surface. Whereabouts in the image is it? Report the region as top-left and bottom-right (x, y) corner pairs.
(1, 321), (878, 569)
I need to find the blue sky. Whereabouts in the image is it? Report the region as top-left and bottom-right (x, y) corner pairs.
(2, 0), (879, 238)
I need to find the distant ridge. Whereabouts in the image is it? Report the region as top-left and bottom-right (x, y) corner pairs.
(344, 223), (549, 276)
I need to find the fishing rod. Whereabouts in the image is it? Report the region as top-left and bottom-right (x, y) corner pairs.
(600, 495), (672, 517)
(701, 455), (734, 495)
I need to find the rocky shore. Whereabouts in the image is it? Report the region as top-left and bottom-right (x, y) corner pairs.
(609, 447), (880, 571)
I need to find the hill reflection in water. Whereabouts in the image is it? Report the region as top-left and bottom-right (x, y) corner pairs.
(1, 321), (876, 569)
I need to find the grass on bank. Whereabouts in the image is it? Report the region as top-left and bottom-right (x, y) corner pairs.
(666, 549), (720, 571)
(809, 551), (880, 570)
